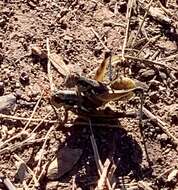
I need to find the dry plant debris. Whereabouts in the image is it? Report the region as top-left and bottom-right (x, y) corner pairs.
(0, 0), (178, 190)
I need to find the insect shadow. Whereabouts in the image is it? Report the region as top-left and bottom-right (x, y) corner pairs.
(43, 116), (144, 190)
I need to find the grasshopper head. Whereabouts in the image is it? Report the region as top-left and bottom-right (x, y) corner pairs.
(51, 90), (78, 108)
(64, 73), (80, 88)
(50, 90), (66, 107)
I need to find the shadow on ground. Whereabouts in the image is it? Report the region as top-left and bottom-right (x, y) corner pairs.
(41, 116), (144, 190)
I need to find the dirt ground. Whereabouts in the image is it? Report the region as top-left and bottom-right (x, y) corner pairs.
(0, 0), (178, 189)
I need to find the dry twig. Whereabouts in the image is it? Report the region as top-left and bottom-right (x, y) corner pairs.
(95, 159), (111, 190)
(0, 95), (42, 150)
(91, 27), (110, 52)
(89, 120), (113, 190)
(0, 177), (16, 190)
(143, 107), (178, 146)
(46, 38), (55, 92)
(121, 0), (134, 59)
(111, 54), (177, 71)
(0, 137), (44, 154)
(137, 181), (154, 190)
(33, 123), (56, 186)
(132, 0), (154, 47)
(0, 113), (57, 123)
(14, 154), (38, 186)
(157, 165), (177, 179)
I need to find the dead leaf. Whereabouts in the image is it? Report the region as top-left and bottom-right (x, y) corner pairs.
(149, 7), (171, 24)
(15, 162), (28, 183)
(49, 53), (70, 77)
(47, 148), (83, 180)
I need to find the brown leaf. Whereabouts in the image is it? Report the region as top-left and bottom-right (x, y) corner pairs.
(47, 148), (83, 180)
(49, 53), (70, 77)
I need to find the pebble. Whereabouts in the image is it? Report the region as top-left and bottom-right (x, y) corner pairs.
(168, 105), (178, 125)
(15, 82), (21, 88)
(0, 81), (4, 96)
(140, 69), (156, 81)
(167, 169), (178, 183)
(0, 94), (16, 113)
(172, 80), (178, 88)
(170, 112), (178, 125)
(19, 71), (30, 85)
(7, 127), (16, 135)
(159, 71), (167, 80)
(149, 80), (160, 91)
(157, 133), (168, 142)
(149, 91), (159, 104)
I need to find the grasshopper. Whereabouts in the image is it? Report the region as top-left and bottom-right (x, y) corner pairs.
(49, 51), (144, 118)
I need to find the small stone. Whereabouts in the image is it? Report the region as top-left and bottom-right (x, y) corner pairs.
(63, 35), (73, 41)
(159, 72), (167, 80)
(168, 105), (178, 125)
(158, 133), (168, 142)
(167, 169), (178, 183)
(0, 81), (4, 96)
(31, 46), (47, 59)
(118, 2), (127, 13)
(149, 91), (159, 103)
(0, 94), (16, 113)
(15, 82), (21, 88)
(1, 125), (8, 140)
(14, 89), (22, 99)
(19, 71), (29, 85)
(149, 80), (160, 91)
(172, 80), (178, 88)
(0, 18), (6, 27)
(94, 46), (102, 57)
(140, 69), (156, 81)
(8, 127), (16, 135)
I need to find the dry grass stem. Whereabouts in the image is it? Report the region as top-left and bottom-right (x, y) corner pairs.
(137, 181), (154, 190)
(0, 94), (42, 150)
(0, 137), (44, 154)
(112, 54), (178, 71)
(33, 123), (56, 187)
(1, 177), (16, 190)
(95, 158), (111, 190)
(46, 38), (55, 92)
(121, 0), (133, 59)
(89, 120), (113, 190)
(132, 0), (154, 47)
(136, 35), (161, 56)
(157, 166), (176, 179)
(14, 154), (38, 186)
(91, 27), (110, 52)
(143, 107), (178, 146)
(0, 113), (57, 123)
(72, 176), (77, 190)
